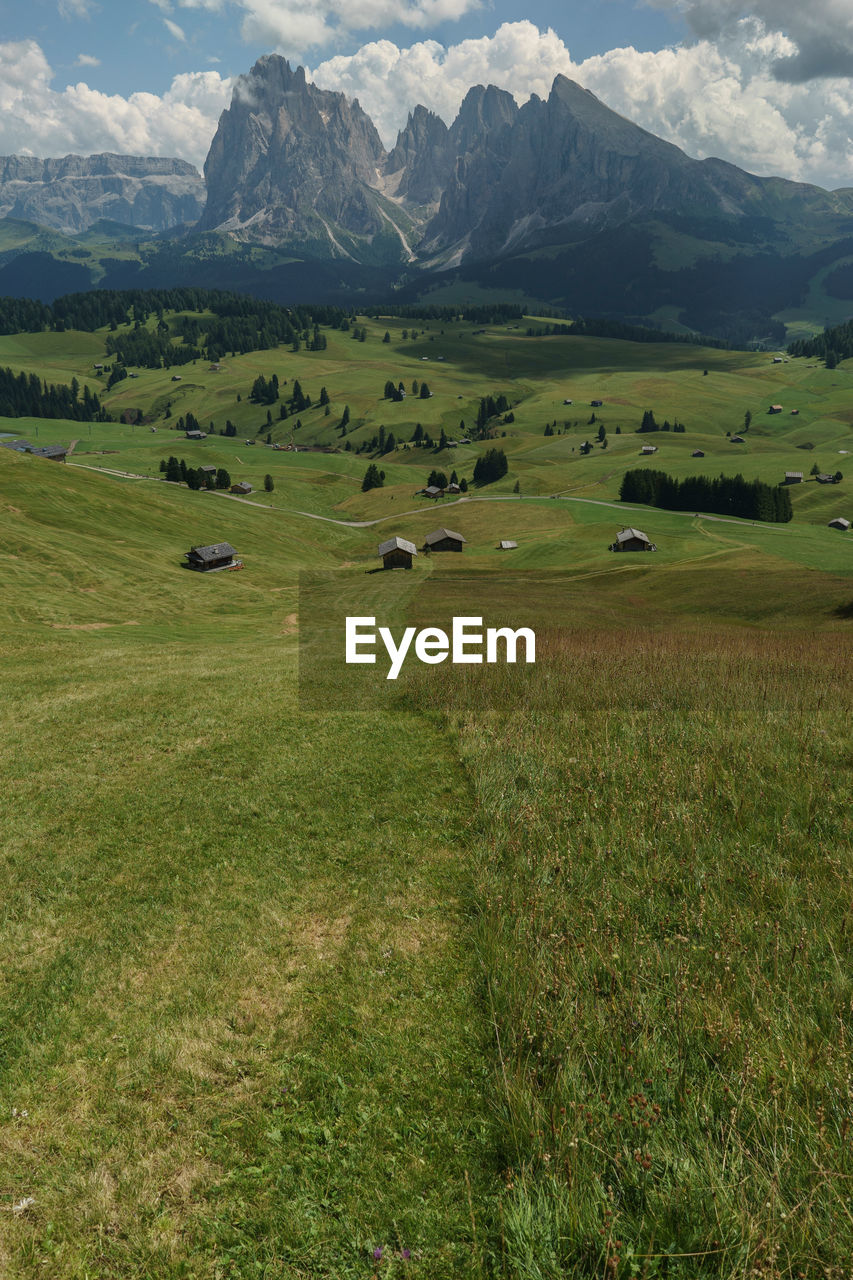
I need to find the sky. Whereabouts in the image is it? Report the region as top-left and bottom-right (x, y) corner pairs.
(1, 0), (852, 189)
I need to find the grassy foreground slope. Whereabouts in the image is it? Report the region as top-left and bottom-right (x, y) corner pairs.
(0, 455), (495, 1278)
(1, 320), (852, 1276)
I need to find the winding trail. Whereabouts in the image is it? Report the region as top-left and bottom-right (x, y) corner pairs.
(68, 461), (796, 536)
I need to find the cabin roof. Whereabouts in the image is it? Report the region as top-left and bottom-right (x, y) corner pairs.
(187, 542), (236, 562)
(499, 540), (518, 549)
(378, 536), (417, 558)
(616, 527), (650, 543)
(423, 528), (466, 546)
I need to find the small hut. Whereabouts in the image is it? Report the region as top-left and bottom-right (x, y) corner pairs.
(692, 449), (705, 457)
(611, 527), (657, 552)
(828, 517), (850, 531)
(640, 444), (658, 455)
(230, 481), (252, 494)
(184, 542), (238, 571)
(498, 540), (518, 550)
(421, 484), (443, 499)
(784, 471), (803, 484)
(423, 528), (466, 553)
(378, 536), (417, 569)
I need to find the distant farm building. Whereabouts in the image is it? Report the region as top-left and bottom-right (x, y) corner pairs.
(769, 404), (783, 414)
(421, 484), (443, 499)
(0, 440), (67, 462)
(591, 399), (603, 407)
(828, 517), (850, 531)
(816, 474), (838, 484)
(185, 429), (206, 440)
(563, 398), (573, 405)
(731, 434), (746, 443)
(790, 409), (800, 415)
(610, 527), (657, 552)
(499, 540), (518, 550)
(446, 481), (462, 494)
(640, 444), (658, 455)
(772, 356), (783, 363)
(171, 375), (182, 382)
(423, 528), (466, 553)
(200, 464), (217, 476)
(692, 449), (705, 457)
(184, 542), (238, 572)
(230, 481), (252, 494)
(784, 471), (803, 484)
(378, 536), (417, 569)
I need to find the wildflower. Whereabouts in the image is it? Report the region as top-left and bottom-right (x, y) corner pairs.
(401, 1249), (411, 1260)
(373, 1246), (383, 1261)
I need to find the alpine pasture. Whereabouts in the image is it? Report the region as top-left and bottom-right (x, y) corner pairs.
(0, 307), (850, 1278)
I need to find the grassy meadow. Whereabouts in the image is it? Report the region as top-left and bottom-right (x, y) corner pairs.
(0, 312), (851, 1276)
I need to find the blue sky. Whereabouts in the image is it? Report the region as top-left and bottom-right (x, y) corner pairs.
(1, 1), (852, 189)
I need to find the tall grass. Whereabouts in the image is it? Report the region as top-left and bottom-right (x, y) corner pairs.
(440, 630), (852, 1277)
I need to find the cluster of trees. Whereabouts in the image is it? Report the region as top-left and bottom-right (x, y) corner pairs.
(0, 367), (107, 421)
(426, 469), (467, 492)
(161, 456), (231, 490)
(364, 303), (525, 325)
(361, 464), (385, 491)
(476, 394), (511, 434)
(105, 325), (201, 370)
(620, 468), (793, 522)
(383, 378), (432, 401)
(250, 373), (280, 405)
(788, 317), (853, 365)
(473, 448), (509, 485)
(637, 410), (686, 433)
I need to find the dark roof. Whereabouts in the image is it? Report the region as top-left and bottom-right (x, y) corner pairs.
(616, 527), (651, 544)
(1, 440), (66, 458)
(423, 528), (466, 546)
(186, 542), (236, 563)
(378, 535), (417, 558)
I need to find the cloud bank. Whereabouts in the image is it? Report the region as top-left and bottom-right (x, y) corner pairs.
(0, 19), (851, 189)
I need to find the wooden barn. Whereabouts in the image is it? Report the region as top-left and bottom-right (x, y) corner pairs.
(184, 542), (238, 571)
(611, 527), (657, 552)
(784, 471), (803, 484)
(378, 536), (418, 569)
(498, 540), (518, 550)
(828, 517), (850, 531)
(230, 481), (252, 494)
(640, 444), (658, 455)
(692, 449), (705, 457)
(423, 528), (466, 553)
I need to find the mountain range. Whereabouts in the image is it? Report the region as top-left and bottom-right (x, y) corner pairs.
(4, 56), (853, 344)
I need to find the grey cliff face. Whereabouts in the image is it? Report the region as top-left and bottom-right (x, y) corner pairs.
(385, 106), (451, 207)
(193, 59), (853, 268)
(200, 56), (387, 244)
(0, 154), (204, 233)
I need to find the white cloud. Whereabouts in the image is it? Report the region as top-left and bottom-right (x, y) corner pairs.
(75, 53), (101, 67)
(163, 17), (187, 40)
(0, 41), (230, 168)
(646, 0), (853, 80)
(59, 0), (96, 17)
(308, 20), (853, 188)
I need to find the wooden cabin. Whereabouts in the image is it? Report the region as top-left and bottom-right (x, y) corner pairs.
(423, 528), (466, 553)
(640, 444), (658, 455)
(828, 517), (850, 531)
(184, 542), (238, 571)
(230, 481), (252, 494)
(378, 536), (417, 569)
(185, 429), (206, 440)
(784, 471), (803, 484)
(498, 540), (518, 550)
(692, 449), (705, 457)
(421, 484), (443, 499)
(611, 527), (657, 552)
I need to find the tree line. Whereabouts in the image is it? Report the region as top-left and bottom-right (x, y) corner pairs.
(0, 367), (107, 421)
(161, 456), (231, 490)
(620, 468), (793, 522)
(788, 317), (853, 366)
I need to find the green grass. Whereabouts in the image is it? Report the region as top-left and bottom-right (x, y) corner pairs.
(0, 319), (852, 1278)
